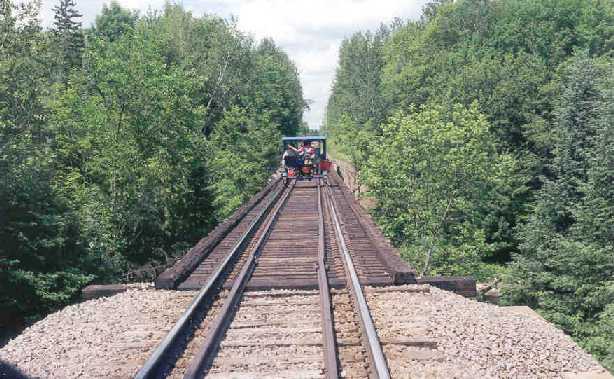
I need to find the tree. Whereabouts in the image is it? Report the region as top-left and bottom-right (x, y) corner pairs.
(421, 0), (453, 23)
(327, 0), (614, 269)
(0, 0), (93, 319)
(502, 55), (614, 370)
(249, 38), (305, 136)
(362, 103), (515, 277)
(93, 1), (137, 42)
(572, 82), (614, 367)
(1, 1), (304, 323)
(326, 27), (388, 142)
(206, 107), (281, 219)
(51, 25), (215, 265)
(52, 0), (84, 81)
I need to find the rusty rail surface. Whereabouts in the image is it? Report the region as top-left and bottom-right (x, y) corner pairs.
(327, 171), (416, 284)
(182, 180), (340, 378)
(325, 183), (391, 379)
(156, 177), (282, 289)
(135, 182), (285, 379)
(183, 182), (295, 379)
(316, 182), (339, 379)
(182, 180), (389, 378)
(135, 175), (408, 378)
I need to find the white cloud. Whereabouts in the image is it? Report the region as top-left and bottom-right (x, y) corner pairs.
(39, 0), (428, 129)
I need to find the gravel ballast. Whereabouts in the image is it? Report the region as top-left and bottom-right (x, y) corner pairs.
(366, 285), (610, 379)
(0, 284), (610, 378)
(0, 286), (196, 378)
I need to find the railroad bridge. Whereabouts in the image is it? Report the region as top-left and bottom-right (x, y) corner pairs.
(158, 173), (416, 291)
(5, 168), (608, 379)
(134, 170), (475, 378)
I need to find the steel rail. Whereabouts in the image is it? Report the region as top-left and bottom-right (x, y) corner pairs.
(324, 184), (391, 379)
(183, 182), (295, 379)
(135, 182), (286, 379)
(316, 180), (340, 379)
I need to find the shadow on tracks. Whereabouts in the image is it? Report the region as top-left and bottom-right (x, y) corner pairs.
(0, 359), (30, 378)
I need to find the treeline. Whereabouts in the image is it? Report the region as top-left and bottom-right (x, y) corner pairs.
(325, 0), (613, 369)
(0, 0), (304, 321)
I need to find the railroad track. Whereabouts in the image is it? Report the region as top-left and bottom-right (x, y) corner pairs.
(136, 176), (405, 378)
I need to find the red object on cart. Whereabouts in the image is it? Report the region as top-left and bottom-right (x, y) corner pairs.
(319, 160), (332, 171)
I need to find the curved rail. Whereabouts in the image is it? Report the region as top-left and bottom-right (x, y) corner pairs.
(135, 182), (286, 379)
(324, 183), (391, 379)
(183, 182), (295, 379)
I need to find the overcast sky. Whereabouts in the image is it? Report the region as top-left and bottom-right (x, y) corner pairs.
(39, 0), (428, 129)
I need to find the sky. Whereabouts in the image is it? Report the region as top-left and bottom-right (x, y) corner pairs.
(39, 0), (429, 129)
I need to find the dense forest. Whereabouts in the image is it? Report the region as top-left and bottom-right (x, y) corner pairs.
(2, 0), (612, 372)
(0, 0), (304, 324)
(325, 0), (613, 369)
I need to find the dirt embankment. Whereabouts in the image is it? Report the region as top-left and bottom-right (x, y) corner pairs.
(331, 157), (376, 210)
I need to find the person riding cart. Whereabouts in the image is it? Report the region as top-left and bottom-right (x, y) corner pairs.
(283, 143), (301, 168)
(281, 136), (331, 183)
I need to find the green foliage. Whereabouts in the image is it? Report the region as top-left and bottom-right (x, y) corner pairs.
(324, 26), (391, 169)
(250, 39), (305, 136)
(326, 27), (389, 135)
(93, 1), (137, 42)
(326, 0), (614, 369)
(0, 0), (91, 318)
(206, 107), (281, 219)
(503, 56), (614, 370)
(51, 0), (84, 82)
(326, 0), (614, 272)
(363, 103), (515, 278)
(0, 0), (303, 322)
(50, 26), (213, 265)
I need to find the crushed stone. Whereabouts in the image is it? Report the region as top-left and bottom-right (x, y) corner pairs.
(0, 284), (609, 378)
(0, 286), (195, 378)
